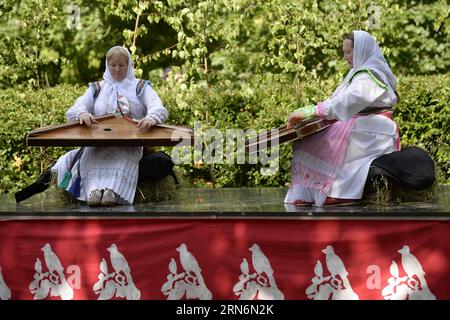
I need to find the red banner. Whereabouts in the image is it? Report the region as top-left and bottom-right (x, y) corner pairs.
(0, 219), (448, 300)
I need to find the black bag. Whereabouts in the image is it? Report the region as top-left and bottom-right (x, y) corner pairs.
(15, 167), (53, 203)
(367, 146), (435, 190)
(138, 151), (178, 185)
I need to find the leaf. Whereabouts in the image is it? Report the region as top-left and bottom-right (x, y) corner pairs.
(161, 279), (174, 293)
(128, 286), (141, 300)
(232, 280), (244, 293)
(33, 279), (50, 300)
(381, 284), (394, 298)
(314, 261), (323, 277)
(100, 258), (108, 275)
(29, 280), (38, 291)
(167, 281), (186, 300)
(93, 279), (104, 292)
(98, 280), (116, 300)
(240, 282), (258, 300)
(306, 282), (318, 296)
(390, 261), (399, 278)
(240, 259), (249, 274)
(35, 258), (42, 273)
(311, 275), (321, 284)
(116, 285), (126, 299)
(169, 258), (177, 274)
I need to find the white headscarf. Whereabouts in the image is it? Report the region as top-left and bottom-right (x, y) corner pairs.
(352, 30), (396, 90)
(335, 30), (396, 96)
(94, 46), (141, 115)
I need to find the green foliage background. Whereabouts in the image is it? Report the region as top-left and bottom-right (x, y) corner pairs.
(0, 0), (449, 193)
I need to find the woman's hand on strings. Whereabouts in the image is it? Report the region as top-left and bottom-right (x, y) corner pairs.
(79, 112), (98, 127)
(137, 117), (157, 131)
(287, 111), (306, 129)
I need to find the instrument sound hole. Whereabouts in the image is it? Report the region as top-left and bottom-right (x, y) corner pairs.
(104, 128), (112, 131)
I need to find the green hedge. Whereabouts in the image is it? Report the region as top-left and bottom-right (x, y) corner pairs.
(0, 85), (85, 193)
(0, 73), (448, 194)
(394, 74), (449, 183)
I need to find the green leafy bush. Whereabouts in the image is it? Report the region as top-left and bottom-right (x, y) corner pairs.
(0, 85), (84, 193)
(1, 0), (448, 193)
(0, 1), (448, 87)
(394, 74), (450, 184)
(0, 73), (448, 194)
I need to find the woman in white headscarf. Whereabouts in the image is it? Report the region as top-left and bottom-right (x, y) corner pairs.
(284, 30), (400, 207)
(52, 46), (168, 206)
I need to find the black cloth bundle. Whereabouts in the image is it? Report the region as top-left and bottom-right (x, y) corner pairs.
(367, 146), (435, 190)
(138, 151), (178, 185)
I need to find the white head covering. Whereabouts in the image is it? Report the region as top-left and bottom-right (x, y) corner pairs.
(334, 30), (396, 96)
(352, 30), (396, 90)
(94, 46), (141, 115)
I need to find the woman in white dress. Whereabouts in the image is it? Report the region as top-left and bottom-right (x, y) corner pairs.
(285, 30), (400, 207)
(52, 46), (168, 206)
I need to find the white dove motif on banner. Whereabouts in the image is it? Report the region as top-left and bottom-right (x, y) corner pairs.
(382, 245), (436, 300)
(93, 243), (141, 300)
(306, 245), (359, 300)
(0, 267), (12, 300)
(29, 243), (74, 300)
(161, 243), (212, 300)
(233, 243), (284, 300)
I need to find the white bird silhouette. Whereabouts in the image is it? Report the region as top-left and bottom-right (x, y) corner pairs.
(107, 243), (131, 274)
(175, 243), (212, 299)
(41, 243), (73, 300)
(398, 245), (426, 282)
(42, 243), (64, 274)
(176, 243), (201, 274)
(0, 267), (12, 300)
(249, 243), (282, 292)
(249, 244), (274, 277)
(322, 245), (348, 278)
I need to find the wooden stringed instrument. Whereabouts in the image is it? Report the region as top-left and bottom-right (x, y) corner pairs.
(245, 117), (335, 153)
(27, 114), (194, 147)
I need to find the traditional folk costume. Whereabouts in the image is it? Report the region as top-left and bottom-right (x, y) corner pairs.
(52, 47), (168, 204)
(284, 31), (400, 207)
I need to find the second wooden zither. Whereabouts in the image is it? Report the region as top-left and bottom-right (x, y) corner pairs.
(245, 117), (335, 153)
(27, 114), (194, 147)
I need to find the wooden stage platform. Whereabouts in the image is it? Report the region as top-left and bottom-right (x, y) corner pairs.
(0, 188), (448, 300)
